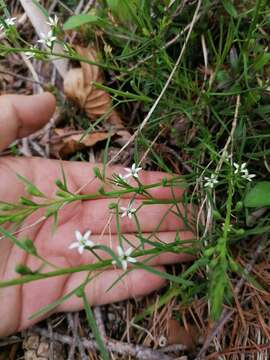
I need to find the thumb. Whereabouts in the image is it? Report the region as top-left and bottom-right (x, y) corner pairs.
(0, 92), (56, 151)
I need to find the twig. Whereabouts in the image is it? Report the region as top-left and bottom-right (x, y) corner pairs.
(67, 313), (88, 360)
(20, 52), (43, 94)
(159, 344), (187, 352)
(93, 306), (107, 339)
(0, 337), (22, 347)
(19, 0), (68, 78)
(83, 0), (96, 14)
(74, 0), (85, 15)
(216, 95), (241, 172)
(31, 326), (174, 360)
(0, 69), (45, 85)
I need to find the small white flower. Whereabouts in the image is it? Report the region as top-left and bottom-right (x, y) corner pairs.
(233, 162), (247, 174)
(233, 162), (255, 181)
(46, 15), (59, 28)
(104, 43), (112, 55)
(37, 30), (57, 47)
(204, 174), (218, 189)
(123, 163), (142, 179)
(241, 170), (256, 182)
(120, 203), (136, 219)
(69, 230), (94, 255)
(0, 17), (16, 31)
(112, 246), (137, 271)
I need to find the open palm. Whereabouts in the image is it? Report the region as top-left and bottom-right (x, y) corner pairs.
(0, 93), (193, 337)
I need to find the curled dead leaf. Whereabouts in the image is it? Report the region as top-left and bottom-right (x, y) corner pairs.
(49, 128), (111, 158)
(63, 45), (131, 145)
(64, 46), (112, 119)
(167, 319), (199, 350)
(64, 68), (86, 105)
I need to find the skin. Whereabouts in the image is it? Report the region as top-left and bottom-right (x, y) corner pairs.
(0, 93), (194, 337)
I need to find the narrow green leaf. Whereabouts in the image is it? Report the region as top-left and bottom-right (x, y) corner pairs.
(29, 283), (84, 320)
(92, 82), (152, 102)
(31, 0), (49, 17)
(17, 174), (45, 198)
(253, 53), (270, 71)
(244, 182), (270, 208)
(63, 14), (104, 30)
(222, 0), (238, 18)
(209, 256), (229, 320)
(82, 290), (109, 360)
(0, 227), (34, 254)
(138, 263), (193, 286)
(107, 0), (139, 25)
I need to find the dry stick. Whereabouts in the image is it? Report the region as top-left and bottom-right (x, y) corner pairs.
(0, 69), (45, 85)
(0, 337), (22, 347)
(83, 0), (96, 14)
(67, 313), (78, 360)
(159, 344), (187, 353)
(31, 326), (174, 360)
(216, 95), (241, 172)
(19, 0), (68, 78)
(67, 313), (89, 360)
(93, 306), (107, 339)
(195, 236), (268, 360)
(74, 0), (86, 15)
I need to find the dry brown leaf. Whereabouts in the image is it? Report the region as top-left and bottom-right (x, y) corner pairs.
(64, 46), (111, 119)
(167, 319), (199, 350)
(63, 46), (131, 145)
(50, 128), (111, 158)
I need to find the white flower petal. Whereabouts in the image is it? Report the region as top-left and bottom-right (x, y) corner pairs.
(75, 230), (82, 242)
(121, 259), (128, 271)
(127, 257), (137, 263)
(84, 230), (91, 240)
(125, 247), (133, 257)
(78, 246), (84, 254)
(117, 246), (124, 257)
(123, 173), (132, 179)
(69, 242), (79, 249)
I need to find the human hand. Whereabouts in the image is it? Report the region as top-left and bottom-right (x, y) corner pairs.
(0, 93), (194, 337)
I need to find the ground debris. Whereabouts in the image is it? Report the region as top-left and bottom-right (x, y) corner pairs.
(23, 334), (65, 360)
